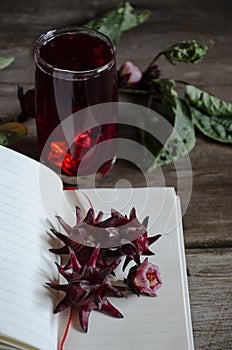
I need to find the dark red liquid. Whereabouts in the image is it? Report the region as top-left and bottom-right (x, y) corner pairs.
(35, 31), (118, 177)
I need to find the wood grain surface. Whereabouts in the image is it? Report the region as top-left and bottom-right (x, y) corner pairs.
(0, 0), (231, 349)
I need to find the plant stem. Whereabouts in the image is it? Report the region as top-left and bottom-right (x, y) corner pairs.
(144, 52), (163, 73)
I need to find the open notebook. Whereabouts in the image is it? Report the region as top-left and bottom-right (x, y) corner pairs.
(0, 146), (194, 350)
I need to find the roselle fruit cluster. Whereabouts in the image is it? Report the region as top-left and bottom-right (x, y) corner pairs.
(47, 207), (162, 333)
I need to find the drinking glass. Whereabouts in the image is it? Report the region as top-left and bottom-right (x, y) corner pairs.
(34, 27), (118, 180)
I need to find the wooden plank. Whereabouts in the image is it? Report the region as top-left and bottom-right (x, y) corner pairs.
(186, 248), (232, 349)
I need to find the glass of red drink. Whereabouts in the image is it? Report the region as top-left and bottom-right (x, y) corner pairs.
(34, 27), (118, 182)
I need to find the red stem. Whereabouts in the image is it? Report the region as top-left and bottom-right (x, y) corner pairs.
(59, 309), (72, 350)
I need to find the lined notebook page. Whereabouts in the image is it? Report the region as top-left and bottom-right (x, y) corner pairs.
(0, 146), (64, 350)
(58, 188), (194, 350)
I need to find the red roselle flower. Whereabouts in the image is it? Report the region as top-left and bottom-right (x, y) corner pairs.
(118, 61), (142, 88)
(125, 258), (162, 297)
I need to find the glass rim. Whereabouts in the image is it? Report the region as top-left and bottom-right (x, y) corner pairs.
(34, 26), (116, 79)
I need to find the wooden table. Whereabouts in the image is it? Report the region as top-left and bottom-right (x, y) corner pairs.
(0, 0), (231, 349)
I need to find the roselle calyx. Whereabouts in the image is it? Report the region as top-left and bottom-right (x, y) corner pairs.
(47, 246), (126, 333)
(50, 206), (161, 270)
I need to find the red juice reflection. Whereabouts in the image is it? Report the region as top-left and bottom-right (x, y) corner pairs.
(34, 28), (118, 178)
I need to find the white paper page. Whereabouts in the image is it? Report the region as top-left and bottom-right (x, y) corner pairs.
(58, 187), (193, 350)
(176, 197), (195, 350)
(0, 146), (64, 350)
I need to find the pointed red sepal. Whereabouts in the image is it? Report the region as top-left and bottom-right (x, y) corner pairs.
(100, 299), (124, 318)
(142, 216), (149, 228)
(46, 282), (68, 292)
(95, 211), (103, 223)
(49, 246), (69, 255)
(129, 207), (136, 220)
(103, 284), (126, 298)
(88, 245), (101, 267)
(55, 262), (71, 280)
(97, 266), (112, 282)
(79, 308), (91, 333)
(51, 229), (81, 250)
(97, 215), (118, 228)
(83, 208), (95, 225)
(54, 296), (71, 313)
(55, 216), (72, 234)
(68, 247), (81, 269)
(75, 206), (82, 225)
(143, 249), (155, 256)
(147, 234), (161, 245)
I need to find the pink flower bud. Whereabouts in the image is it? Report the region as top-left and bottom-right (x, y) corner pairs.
(126, 258), (162, 296)
(119, 61), (142, 86)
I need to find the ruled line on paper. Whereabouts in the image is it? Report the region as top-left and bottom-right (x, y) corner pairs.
(0, 187), (43, 211)
(0, 154), (39, 173)
(0, 255), (52, 279)
(1, 303), (55, 332)
(0, 183), (40, 204)
(0, 199), (45, 224)
(0, 316), (56, 348)
(0, 165), (61, 201)
(0, 210), (47, 234)
(0, 223), (47, 250)
(0, 234), (49, 255)
(0, 165), (39, 188)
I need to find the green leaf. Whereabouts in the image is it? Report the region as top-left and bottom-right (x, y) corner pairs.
(190, 107), (232, 143)
(84, 2), (150, 45)
(0, 56), (15, 70)
(185, 85), (232, 143)
(154, 79), (178, 120)
(148, 97), (196, 170)
(186, 85), (232, 117)
(139, 80), (195, 170)
(163, 40), (208, 64)
(0, 122), (28, 146)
